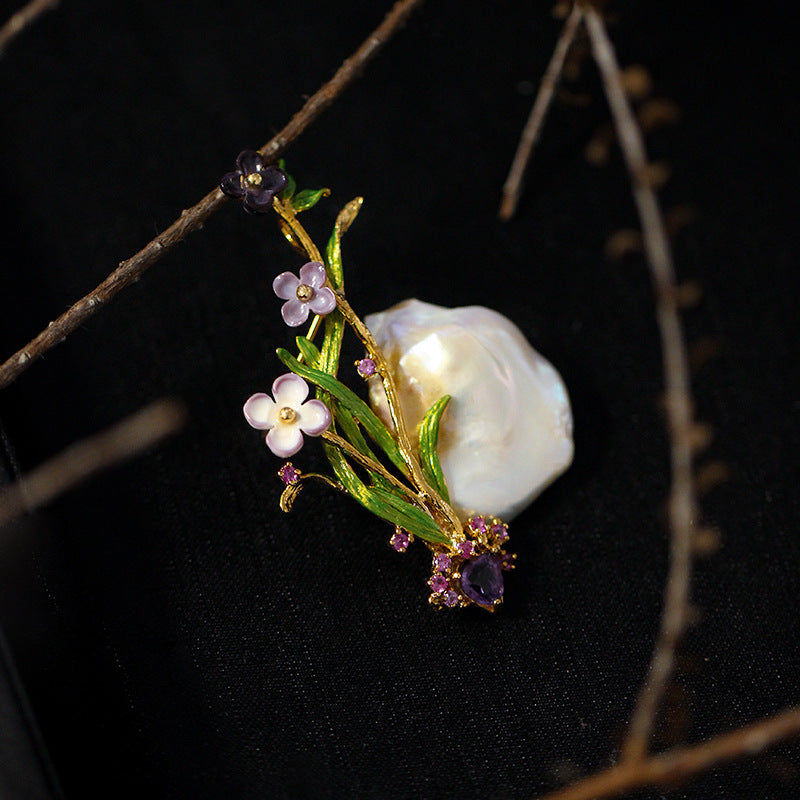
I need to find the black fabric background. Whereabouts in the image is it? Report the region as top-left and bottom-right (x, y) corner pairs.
(0, 1), (798, 798)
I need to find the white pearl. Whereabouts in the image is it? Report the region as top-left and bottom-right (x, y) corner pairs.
(365, 299), (573, 522)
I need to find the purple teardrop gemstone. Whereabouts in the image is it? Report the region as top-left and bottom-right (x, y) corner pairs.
(460, 553), (504, 606)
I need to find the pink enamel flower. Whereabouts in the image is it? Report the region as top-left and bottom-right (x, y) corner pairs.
(272, 261), (337, 327)
(243, 373), (331, 457)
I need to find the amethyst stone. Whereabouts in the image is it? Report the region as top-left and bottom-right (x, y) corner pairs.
(460, 554), (504, 606)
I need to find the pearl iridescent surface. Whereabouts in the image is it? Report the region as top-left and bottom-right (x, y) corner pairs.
(364, 299), (574, 522)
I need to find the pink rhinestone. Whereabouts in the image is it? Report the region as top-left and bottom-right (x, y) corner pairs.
(356, 358), (377, 378)
(443, 590), (459, 607)
(433, 554), (451, 572)
(492, 522), (509, 542)
(457, 540), (474, 559)
(390, 531), (409, 552)
(429, 574), (448, 593)
(278, 463), (299, 485)
(499, 554), (515, 570)
(468, 516), (487, 534)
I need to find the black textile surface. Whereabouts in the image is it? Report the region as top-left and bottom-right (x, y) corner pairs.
(0, 1), (798, 798)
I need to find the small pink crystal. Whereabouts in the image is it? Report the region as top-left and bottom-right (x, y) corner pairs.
(390, 531), (410, 552)
(433, 554), (451, 572)
(356, 358), (377, 378)
(457, 540), (474, 559)
(278, 463), (299, 485)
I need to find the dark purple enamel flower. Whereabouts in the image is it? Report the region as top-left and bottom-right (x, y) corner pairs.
(220, 150), (288, 213)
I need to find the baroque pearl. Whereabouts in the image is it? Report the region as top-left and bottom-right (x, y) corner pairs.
(364, 299), (573, 522)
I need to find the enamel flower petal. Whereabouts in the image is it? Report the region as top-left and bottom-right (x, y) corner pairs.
(220, 150), (288, 214)
(273, 272), (301, 300)
(243, 373), (331, 458)
(272, 262), (337, 328)
(298, 261), (327, 288)
(296, 399), (331, 435)
(243, 393), (277, 429)
(266, 424), (305, 458)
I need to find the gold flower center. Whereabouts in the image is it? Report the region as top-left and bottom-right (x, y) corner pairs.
(296, 284), (313, 302)
(245, 172), (262, 187)
(279, 406), (296, 423)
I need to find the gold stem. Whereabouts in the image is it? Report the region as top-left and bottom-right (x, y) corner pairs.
(271, 195), (461, 538)
(279, 472), (344, 513)
(273, 198), (326, 363)
(321, 431), (425, 511)
(334, 292), (463, 537)
(305, 314), (323, 344)
(272, 197), (323, 262)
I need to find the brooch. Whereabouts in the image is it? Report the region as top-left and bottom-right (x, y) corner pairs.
(226, 154), (574, 611)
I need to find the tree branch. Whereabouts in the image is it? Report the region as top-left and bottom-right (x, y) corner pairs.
(0, 398), (186, 530)
(0, 0), (427, 390)
(498, 3), (584, 221)
(533, 706), (800, 800)
(583, 5), (698, 763)
(0, 0), (58, 58)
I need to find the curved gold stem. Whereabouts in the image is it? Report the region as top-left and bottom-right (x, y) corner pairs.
(272, 197), (323, 263)
(334, 292), (463, 538)
(321, 430), (426, 512)
(273, 197), (325, 361)
(271, 195), (462, 538)
(279, 472), (344, 512)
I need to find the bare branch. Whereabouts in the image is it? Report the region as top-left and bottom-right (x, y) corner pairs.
(0, 0), (58, 58)
(533, 707), (800, 800)
(583, 5), (698, 763)
(0, 398), (186, 529)
(0, 0), (427, 390)
(498, 3), (584, 221)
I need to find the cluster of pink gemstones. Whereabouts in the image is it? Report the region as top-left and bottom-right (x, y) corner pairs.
(389, 514), (515, 610)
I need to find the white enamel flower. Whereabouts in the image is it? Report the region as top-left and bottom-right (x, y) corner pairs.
(243, 373), (331, 458)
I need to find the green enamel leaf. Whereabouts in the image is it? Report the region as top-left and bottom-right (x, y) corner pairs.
(323, 441), (447, 545)
(295, 335), (321, 368)
(278, 161), (296, 201)
(315, 316), (401, 495)
(369, 487), (448, 544)
(325, 197), (363, 290)
(418, 395), (451, 503)
(330, 400), (405, 497)
(277, 348), (406, 476)
(319, 310), (344, 377)
(331, 399), (374, 460)
(291, 188), (330, 213)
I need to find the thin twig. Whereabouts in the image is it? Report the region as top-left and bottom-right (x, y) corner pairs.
(0, 0), (427, 391)
(583, 5), (698, 763)
(533, 706), (800, 800)
(0, 398), (186, 529)
(0, 0), (58, 58)
(498, 3), (584, 221)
